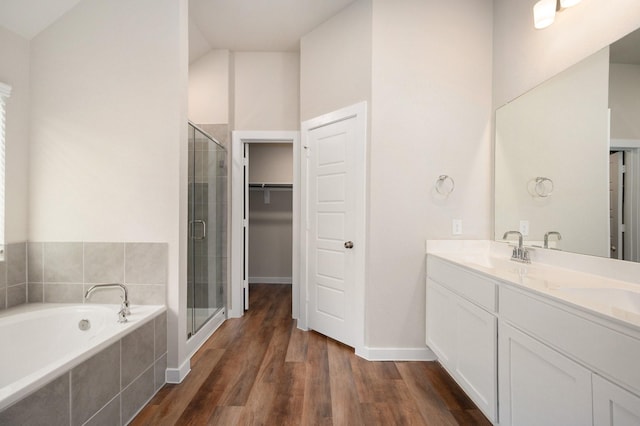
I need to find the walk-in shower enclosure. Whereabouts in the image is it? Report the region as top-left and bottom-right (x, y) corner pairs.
(187, 123), (227, 338)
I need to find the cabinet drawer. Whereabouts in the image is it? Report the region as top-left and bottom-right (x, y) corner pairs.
(501, 285), (640, 396)
(427, 256), (497, 312)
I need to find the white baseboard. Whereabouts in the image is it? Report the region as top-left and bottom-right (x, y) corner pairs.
(356, 346), (437, 361)
(165, 358), (191, 384)
(248, 277), (292, 284)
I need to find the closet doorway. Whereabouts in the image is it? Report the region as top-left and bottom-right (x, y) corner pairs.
(231, 131), (300, 320)
(246, 143), (293, 302)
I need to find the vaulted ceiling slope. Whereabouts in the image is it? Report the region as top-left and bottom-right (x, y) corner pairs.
(0, 0), (83, 39)
(0, 0), (357, 63)
(189, 0), (357, 60)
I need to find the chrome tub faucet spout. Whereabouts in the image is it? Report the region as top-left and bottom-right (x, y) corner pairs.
(85, 283), (130, 322)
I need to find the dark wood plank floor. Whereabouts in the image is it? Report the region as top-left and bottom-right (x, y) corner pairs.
(132, 284), (491, 425)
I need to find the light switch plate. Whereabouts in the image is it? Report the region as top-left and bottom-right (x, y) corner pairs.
(452, 219), (463, 235)
(519, 220), (529, 236)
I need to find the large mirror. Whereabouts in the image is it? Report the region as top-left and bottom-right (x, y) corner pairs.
(495, 27), (640, 262)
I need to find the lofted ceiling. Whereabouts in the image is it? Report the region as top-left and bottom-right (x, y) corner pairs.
(0, 0), (357, 63)
(188, 0), (357, 61)
(0, 0), (83, 39)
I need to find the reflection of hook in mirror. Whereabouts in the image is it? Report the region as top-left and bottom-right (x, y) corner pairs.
(435, 175), (455, 196)
(528, 176), (554, 198)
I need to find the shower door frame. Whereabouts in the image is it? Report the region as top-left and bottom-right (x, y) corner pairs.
(230, 131), (301, 321)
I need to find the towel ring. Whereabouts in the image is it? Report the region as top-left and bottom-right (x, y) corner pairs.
(534, 177), (554, 197)
(435, 175), (455, 196)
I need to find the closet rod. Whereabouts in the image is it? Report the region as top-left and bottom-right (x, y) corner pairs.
(248, 183), (293, 189)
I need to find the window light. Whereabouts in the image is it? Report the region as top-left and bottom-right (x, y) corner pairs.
(0, 82), (11, 260)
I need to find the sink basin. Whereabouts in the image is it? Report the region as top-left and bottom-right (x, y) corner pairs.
(558, 287), (640, 315)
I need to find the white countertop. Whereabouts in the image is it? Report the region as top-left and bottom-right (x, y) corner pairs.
(426, 240), (640, 330)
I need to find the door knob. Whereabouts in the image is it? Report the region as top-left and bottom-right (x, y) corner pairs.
(344, 241), (354, 249)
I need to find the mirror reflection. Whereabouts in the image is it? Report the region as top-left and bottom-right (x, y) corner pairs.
(495, 27), (640, 262)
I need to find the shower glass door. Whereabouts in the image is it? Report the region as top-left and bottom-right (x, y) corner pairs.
(187, 123), (227, 338)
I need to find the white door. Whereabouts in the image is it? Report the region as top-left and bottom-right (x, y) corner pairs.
(302, 103), (366, 348)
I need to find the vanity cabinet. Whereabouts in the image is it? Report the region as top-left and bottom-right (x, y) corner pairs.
(426, 251), (640, 426)
(500, 284), (640, 426)
(426, 257), (497, 423)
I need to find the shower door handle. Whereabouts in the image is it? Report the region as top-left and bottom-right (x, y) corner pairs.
(190, 220), (207, 240)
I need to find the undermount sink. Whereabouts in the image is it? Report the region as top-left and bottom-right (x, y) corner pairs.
(558, 287), (640, 315)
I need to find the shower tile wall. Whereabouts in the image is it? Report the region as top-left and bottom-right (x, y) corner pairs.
(0, 241), (168, 310)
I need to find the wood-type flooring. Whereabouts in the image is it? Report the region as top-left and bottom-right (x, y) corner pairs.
(132, 284), (491, 425)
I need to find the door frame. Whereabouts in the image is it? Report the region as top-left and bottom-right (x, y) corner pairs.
(300, 101), (367, 354)
(230, 131), (301, 319)
(611, 139), (640, 262)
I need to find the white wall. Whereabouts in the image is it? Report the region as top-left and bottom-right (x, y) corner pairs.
(0, 27), (30, 243)
(495, 48), (610, 257)
(248, 143), (293, 184)
(368, 0), (493, 349)
(300, 0), (372, 122)
(28, 0), (189, 372)
(493, 0), (640, 108)
(610, 63), (640, 140)
(233, 52), (300, 131)
(300, 0), (492, 351)
(188, 49), (229, 125)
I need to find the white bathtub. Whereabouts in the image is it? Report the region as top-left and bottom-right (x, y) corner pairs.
(0, 303), (165, 411)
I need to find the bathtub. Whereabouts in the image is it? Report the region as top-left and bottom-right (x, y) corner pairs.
(0, 303), (165, 413)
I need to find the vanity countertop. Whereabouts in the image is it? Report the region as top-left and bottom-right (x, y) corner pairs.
(426, 240), (640, 331)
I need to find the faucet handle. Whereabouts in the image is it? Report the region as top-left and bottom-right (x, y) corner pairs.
(117, 308), (128, 323)
(121, 298), (131, 315)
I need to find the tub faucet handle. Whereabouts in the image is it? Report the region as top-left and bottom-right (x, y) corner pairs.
(121, 298), (131, 316)
(117, 308), (128, 323)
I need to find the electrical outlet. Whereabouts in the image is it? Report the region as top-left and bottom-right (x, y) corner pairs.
(519, 220), (530, 236)
(452, 219), (463, 235)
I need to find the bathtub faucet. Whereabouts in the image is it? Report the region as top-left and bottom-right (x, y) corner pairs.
(85, 283), (130, 323)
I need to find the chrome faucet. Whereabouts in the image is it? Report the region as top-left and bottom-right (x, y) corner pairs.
(503, 231), (530, 263)
(544, 231), (562, 249)
(85, 283), (130, 323)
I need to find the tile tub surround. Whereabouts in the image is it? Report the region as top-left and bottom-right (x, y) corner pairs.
(26, 241), (168, 306)
(0, 311), (168, 425)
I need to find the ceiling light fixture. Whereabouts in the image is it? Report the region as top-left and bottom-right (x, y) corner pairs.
(533, 0), (583, 29)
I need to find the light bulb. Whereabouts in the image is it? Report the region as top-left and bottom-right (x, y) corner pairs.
(533, 0), (556, 29)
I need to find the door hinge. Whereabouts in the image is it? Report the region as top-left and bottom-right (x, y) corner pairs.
(621, 165), (626, 173)
(243, 219), (248, 228)
(243, 157), (248, 166)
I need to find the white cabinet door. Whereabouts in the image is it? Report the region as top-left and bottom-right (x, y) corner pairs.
(593, 374), (640, 426)
(426, 278), (456, 365)
(499, 322), (592, 426)
(427, 279), (497, 422)
(455, 293), (497, 421)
